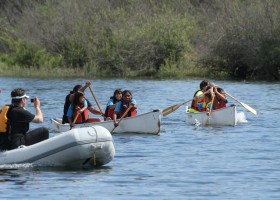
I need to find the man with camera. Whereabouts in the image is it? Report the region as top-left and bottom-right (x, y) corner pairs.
(6, 88), (49, 150)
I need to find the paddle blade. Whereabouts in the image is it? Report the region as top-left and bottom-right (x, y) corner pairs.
(226, 92), (257, 115)
(240, 102), (257, 115)
(161, 99), (192, 116)
(162, 104), (181, 116)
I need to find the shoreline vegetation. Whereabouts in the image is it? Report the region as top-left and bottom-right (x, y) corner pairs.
(0, 62), (210, 79)
(0, 0), (279, 80)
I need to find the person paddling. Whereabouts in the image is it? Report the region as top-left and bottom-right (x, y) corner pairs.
(62, 81), (103, 124)
(189, 80), (210, 112)
(104, 88), (122, 121)
(213, 87), (228, 110)
(113, 90), (137, 128)
(67, 91), (101, 129)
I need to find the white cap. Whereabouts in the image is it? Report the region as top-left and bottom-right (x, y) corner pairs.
(12, 94), (30, 99)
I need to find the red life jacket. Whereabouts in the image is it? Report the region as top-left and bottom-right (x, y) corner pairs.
(73, 105), (89, 123)
(213, 97), (227, 110)
(120, 104), (137, 118)
(107, 107), (115, 119)
(104, 97), (120, 119)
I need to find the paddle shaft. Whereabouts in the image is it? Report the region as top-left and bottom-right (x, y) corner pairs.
(89, 86), (104, 115)
(162, 99), (193, 116)
(205, 93), (215, 125)
(111, 105), (133, 133)
(225, 92), (257, 115)
(70, 114), (80, 130)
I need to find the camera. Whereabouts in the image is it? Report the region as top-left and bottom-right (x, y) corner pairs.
(30, 98), (34, 103)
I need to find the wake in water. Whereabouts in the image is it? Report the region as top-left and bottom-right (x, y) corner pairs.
(0, 163), (33, 170)
(237, 112), (248, 123)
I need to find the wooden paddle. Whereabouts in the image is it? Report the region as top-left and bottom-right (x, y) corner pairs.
(70, 114), (79, 130)
(225, 92), (257, 115)
(111, 105), (133, 133)
(89, 86), (104, 115)
(205, 93), (215, 125)
(161, 99), (193, 116)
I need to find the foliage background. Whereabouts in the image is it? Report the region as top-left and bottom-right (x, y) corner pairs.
(0, 0), (279, 80)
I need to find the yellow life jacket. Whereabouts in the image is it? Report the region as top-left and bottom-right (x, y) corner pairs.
(0, 105), (10, 133)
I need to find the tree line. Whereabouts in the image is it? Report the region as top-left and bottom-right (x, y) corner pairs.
(0, 0), (279, 80)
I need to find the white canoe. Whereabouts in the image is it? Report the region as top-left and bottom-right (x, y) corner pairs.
(51, 109), (161, 135)
(0, 126), (115, 168)
(185, 105), (237, 126)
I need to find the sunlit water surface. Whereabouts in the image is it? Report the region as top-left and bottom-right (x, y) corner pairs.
(0, 77), (279, 200)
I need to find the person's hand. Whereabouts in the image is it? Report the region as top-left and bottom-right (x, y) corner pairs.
(77, 109), (82, 115)
(213, 87), (217, 93)
(70, 122), (75, 128)
(114, 122), (119, 127)
(85, 81), (91, 87)
(33, 97), (41, 108)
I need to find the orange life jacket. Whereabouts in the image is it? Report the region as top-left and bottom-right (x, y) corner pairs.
(73, 105), (89, 123)
(0, 105), (9, 133)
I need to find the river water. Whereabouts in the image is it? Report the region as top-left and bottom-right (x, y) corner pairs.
(0, 77), (279, 200)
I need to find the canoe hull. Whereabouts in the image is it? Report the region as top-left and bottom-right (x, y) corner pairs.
(51, 109), (161, 135)
(0, 126), (115, 168)
(185, 106), (237, 126)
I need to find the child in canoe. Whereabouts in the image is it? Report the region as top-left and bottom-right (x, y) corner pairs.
(104, 88), (122, 121)
(67, 91), (101, 128)
(189, 80), (210, 112)
(213, 87), (228, 110)
(202, 89), (214, 116)
(113, 90), (137, 128)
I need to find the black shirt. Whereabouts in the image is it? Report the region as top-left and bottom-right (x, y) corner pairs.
(7, 105), (35, 134)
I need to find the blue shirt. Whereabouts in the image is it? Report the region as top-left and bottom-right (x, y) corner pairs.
(66, 100), (88, 117)
(106, 98), (114, 107)
(114, 98), (137, 114)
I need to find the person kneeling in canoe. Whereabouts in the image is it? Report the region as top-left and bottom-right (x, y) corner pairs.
(113, 90), (137, 128)
(67, 91), (101, 128)
(189, 80), (210, 113)
(62, 81), (103, 124)
(104, 88), (122, 121)
(213, 87), (228, 110)
(202, 89), (214, 116)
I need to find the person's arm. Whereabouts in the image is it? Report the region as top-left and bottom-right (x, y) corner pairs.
(32, 97), (43, 123)
(86, 98), (103, 116)
(113, 112), (118, 127)
(214, 87), (227, 102)
(130, 99), (137, 109)
(79, 81), (91, 93)
(88, 106), (103, 115)
(74, 102), (87, 122)
(113, 102), (121, 127)
(66, 104), (74, 126)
